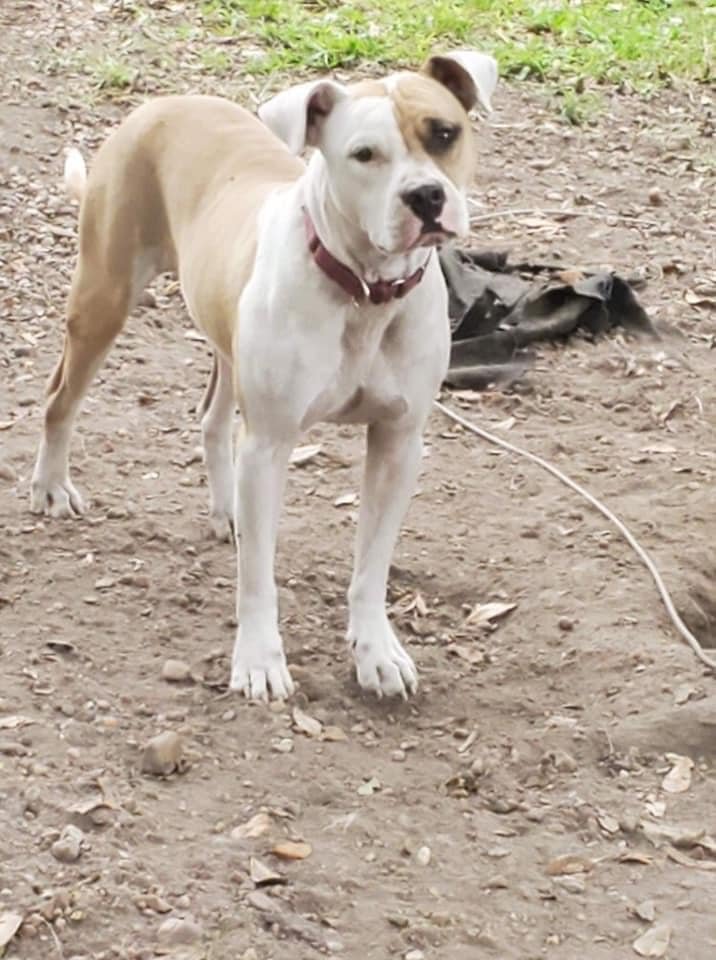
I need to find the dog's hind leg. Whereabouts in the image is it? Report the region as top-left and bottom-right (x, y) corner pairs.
(31, 259), (133, 517)
(199, 351), (236, 541)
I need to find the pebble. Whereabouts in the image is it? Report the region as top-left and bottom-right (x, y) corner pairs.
(554, 875), (586, 894)
(141, 731), (183, 775)
(415, 845), (432, 866)
(157, 916), (202, 946)
(550, 749), (578, 773)
(648, 187), (664, 206)
(558, 616), (574, 632)
(161, 659), (192, 683)
(51, 825), (84, 863)
(0, 462), (18, 482)
(405, 951), (425, 960)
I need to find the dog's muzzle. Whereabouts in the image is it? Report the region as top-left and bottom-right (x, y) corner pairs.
(400, 182), (446, 223)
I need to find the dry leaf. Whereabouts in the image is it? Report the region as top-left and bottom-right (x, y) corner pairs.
(68, 796), (115, 828)
(641, 821), (706, 849)
(546, 854), (594, 876)
(597, 813), (620, 834)
(465, 602), (516, 627)
(292, 707), (323, 738)
(665, 845), (716, 871)
(493, 416), (516, 431)
(450, 644), (486, 666)
(674, 683), (698, 705)
(271, 841), (312, 861)
(249, 857), (285, 886)
(231, 812), (272, 841)
(645, 799), (666, 819)
(290, 443), (322, 466)
(0, 911), (23, 951)
(357, 777), (381, 797)
(617, 850), (654, 866)
(46, 639), (77, 655)
(334, 492), (358, 507)
(633, 922), (671, 957)
(684, 289), (715, 307)
(0, 715), (33, 730)
(457, 728), (478, 753)
(322, 725), (348, 742)
(661, 754), (693, 794)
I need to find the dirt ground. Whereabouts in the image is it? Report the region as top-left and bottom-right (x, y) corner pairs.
(1, 2), (716, 959)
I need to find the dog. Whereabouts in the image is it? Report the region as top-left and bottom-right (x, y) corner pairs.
(30, 51), (498, 701)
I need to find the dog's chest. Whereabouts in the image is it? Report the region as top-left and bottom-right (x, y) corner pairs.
(300, 307), (409, 428)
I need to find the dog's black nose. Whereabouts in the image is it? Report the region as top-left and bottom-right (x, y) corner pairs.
(401, 182), (446, 222)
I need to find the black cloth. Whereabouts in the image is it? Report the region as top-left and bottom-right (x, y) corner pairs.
(441, 246), (658, 389)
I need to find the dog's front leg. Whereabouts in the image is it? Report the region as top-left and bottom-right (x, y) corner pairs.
(230, 430), (295, 701)
(348, 420), (423, 698)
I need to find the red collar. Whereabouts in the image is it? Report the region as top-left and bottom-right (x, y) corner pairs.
(303, 209), (428, 306)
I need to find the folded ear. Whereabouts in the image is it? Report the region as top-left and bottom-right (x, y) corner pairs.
(422, 51), (498, 113)
(258, 80), (347, 154)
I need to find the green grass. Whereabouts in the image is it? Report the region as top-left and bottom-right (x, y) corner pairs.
(89, 55), (135, 92)
(200, 0), (713, 119)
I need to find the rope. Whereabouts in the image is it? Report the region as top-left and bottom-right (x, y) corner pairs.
(434, 399), (716, 671)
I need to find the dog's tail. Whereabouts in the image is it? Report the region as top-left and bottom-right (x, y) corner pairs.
(64, 147), (87, 203)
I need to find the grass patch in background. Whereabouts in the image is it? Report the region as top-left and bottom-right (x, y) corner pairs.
(201, 0), (713, 120)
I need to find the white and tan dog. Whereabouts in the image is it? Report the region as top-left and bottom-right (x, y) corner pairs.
(31, 51), (497, 701)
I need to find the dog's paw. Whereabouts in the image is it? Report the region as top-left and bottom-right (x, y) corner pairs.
(348, 615), (418, 698)
(30, 476), (85, 518)
(230, 626), (294, 701)
(209, 508), (235, 543)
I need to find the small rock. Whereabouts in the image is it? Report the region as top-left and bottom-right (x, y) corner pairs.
(144, 894), (172, 914)
(648, 187), (664, 207)
(22, 785), (42, 814)
(161, 659), (192, 683)
(635, 900), (656, 923)
(405, 951), (425, 960)
(157, 916), (202, 947)
(550, 749), (578, 773)
(415, 845), (431, 866)
(558, 617), (574, 632)
(51, 825), (84, 863)
(137, 290), (158, 308)
(554, 875), (586, 894)
(141, 731), (183, 776)
(0, 462), (17, 483)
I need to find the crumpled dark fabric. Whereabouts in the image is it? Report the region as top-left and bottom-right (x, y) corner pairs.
(440, 246), (658, 390)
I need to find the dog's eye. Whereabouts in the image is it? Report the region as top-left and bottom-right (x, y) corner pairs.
(426, 120), (461, 154)
(351, 147), (375, 163)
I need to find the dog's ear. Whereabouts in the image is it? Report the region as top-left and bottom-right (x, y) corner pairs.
(258, 80), (347, 154)
(422, 51), (498, 113)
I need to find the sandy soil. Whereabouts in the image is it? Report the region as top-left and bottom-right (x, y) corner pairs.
(1, 2), (715, 958)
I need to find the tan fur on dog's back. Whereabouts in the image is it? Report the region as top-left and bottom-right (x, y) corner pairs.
(74, 96), (303, 357)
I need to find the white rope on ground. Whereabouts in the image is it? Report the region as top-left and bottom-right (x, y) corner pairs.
(434, 399), (716, 672)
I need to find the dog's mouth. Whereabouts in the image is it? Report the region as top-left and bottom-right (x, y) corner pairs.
(409, 221), (455, 249)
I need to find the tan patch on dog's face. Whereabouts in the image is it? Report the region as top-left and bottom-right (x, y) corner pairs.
(349, 79), (390, 99)
(390, 73), (474, 187)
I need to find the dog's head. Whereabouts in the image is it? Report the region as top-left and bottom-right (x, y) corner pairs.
(259, 51), (497, 256)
